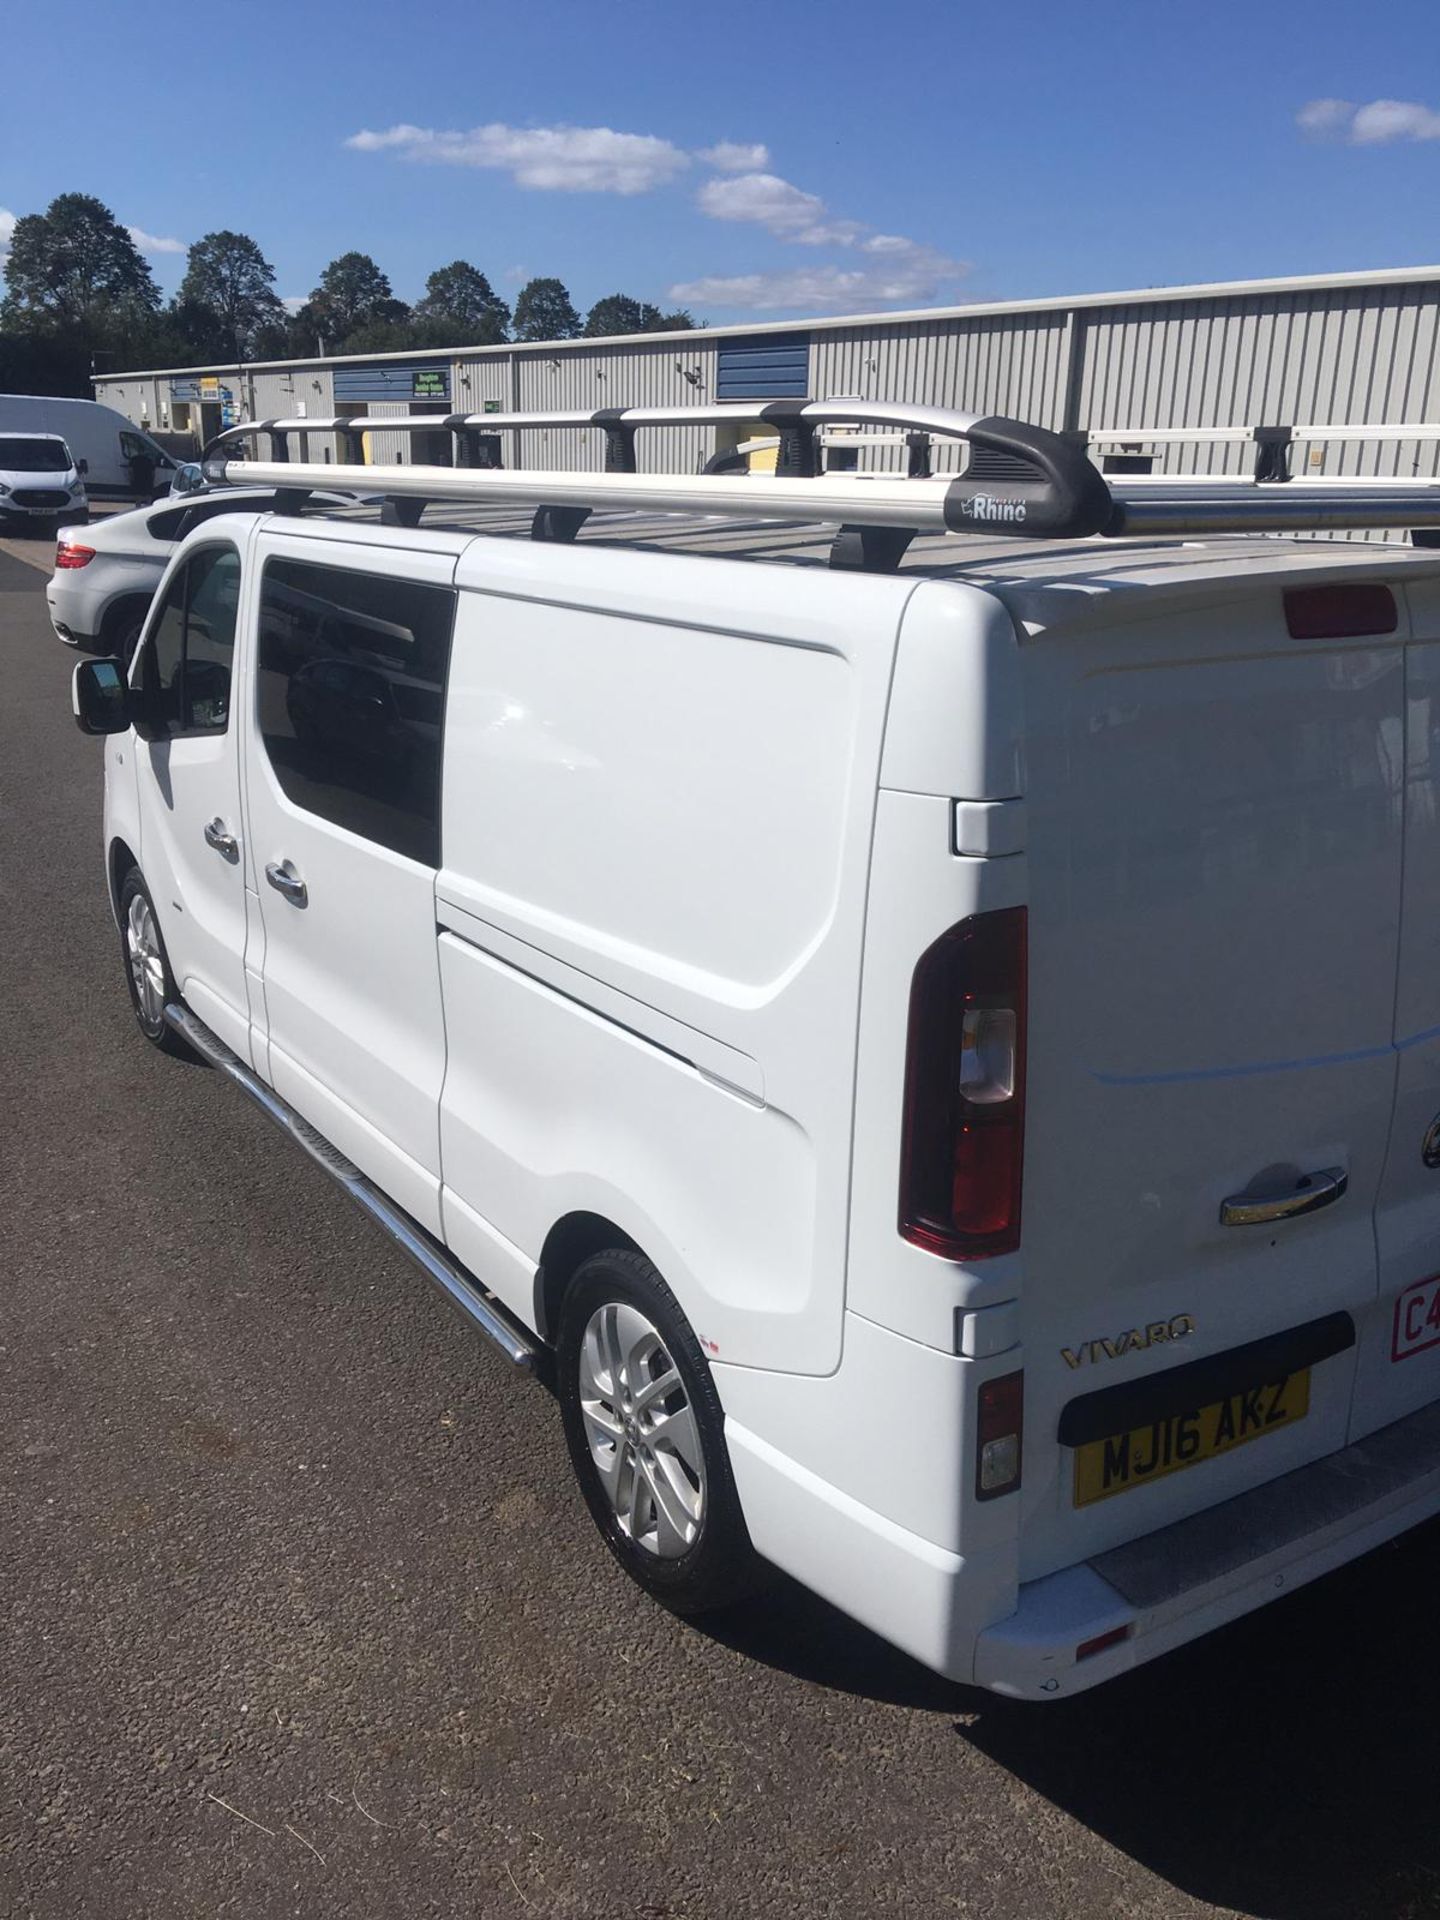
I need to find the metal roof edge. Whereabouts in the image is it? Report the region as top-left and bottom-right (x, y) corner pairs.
(92, 262), (1440, 386)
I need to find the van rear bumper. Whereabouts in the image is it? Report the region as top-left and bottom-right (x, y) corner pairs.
(976, 1397), (1440, 1700)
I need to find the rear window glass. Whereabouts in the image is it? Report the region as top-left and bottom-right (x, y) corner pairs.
(0, 437), (71, 471)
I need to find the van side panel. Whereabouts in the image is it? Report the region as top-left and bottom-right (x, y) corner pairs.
(436, 546), (909, 1374)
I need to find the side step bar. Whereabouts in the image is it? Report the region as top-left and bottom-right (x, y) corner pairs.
(164, 1002), (537, 1372)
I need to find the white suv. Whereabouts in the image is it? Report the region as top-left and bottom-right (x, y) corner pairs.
(69, 407), (1440, 1700)
(48, 485), (354, 662)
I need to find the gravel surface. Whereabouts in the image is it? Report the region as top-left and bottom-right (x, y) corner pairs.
(2, 543), (1437, 1919)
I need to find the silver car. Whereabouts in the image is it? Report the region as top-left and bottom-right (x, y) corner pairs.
(47, 483), (358, 662)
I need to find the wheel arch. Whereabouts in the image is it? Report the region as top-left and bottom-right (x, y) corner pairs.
(107, 835), (139, 926)
(536, 1210), (642, 1343)
(100, 592), (153, 658)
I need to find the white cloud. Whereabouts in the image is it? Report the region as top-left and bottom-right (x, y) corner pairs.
(686, 167), (965, 311)
(669, 250), (970, 314)
(0, 207), (15, 273)
(282, 296), (306, 315)
(696, 171), (859, 244)
(128, 225), (186, 255)
(504, 264), (528, 283)
(345, 121), (689, 194)
(695, 140), (771, 172)
(1297, 96), (1440, 143)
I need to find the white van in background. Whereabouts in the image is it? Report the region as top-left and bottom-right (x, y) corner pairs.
(0, 395), (178, 503)
(0, 432), (87, 534)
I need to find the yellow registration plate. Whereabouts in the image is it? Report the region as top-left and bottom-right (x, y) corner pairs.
(1073, 1370), (1311, 1508)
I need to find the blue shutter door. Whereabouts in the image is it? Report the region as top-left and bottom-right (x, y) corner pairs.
(716, 336), (810, 401)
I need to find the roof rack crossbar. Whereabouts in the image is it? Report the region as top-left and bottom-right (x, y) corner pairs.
(202, 399), (1114, 542)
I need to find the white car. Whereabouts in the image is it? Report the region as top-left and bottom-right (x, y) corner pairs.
(0, 431), (87, 535)
(68, 397), (1440, 1700)
(48, 484), (355, 662)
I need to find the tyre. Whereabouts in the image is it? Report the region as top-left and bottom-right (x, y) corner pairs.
(116, 866), (192, 1057)
(557, 1247), (764, 1614)
(106, 605), (147, 668)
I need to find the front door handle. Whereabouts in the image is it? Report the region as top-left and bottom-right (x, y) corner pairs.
(1220, 1167), (1348, 1227)
(204, 817), (238, 861)
(265, 859), (308, 907)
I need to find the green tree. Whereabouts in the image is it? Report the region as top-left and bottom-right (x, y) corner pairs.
(295, 251), (409, 352)
(414, 260), (509, 345)
(176, 230), (284, 359)
(1, 192), (159, 336)
(583, 294), (697, 339)
(512, 276), (581, 342)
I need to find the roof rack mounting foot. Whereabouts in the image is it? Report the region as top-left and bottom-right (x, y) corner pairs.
(532, 504), (592, 543)
(381, 496), (428, 528)
(829, 524), (918, 572)
(273, 487), (313, 516)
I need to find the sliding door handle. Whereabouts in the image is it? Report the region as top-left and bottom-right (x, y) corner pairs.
(265, 860), (308, 907)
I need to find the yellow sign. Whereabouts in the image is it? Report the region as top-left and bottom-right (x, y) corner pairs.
(1073, 1371), (1310, 1507)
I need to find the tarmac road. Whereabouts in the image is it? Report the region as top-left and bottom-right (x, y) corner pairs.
(3, 535), (1440, 1920)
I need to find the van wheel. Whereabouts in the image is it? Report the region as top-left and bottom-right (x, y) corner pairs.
(557, 1248), (763, 1615)
(116, 867), (192, 1057)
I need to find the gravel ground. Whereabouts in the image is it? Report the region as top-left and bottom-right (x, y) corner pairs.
(2, 541), (1438, 1919)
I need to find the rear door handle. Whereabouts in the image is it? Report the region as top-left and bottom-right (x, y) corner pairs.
(265, 860), (308, 907)
(1220, 1167), (1347, 1227)
(204, 817), (238, 861)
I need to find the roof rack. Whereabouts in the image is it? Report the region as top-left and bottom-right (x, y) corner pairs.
(196, 401), (1440, 565)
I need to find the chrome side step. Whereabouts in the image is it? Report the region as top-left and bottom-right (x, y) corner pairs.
(164, 1002), (537, 1372)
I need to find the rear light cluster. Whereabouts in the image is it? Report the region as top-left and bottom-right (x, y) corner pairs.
(975, 1368), (1024, 1501)
(898, 907), (1027, 1259)
(54, 542), (96, 569)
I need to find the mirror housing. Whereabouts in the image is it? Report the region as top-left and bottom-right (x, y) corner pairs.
(72, 657), (132, 735)
(76, 457), (89, 476)
(171, 462), (204, 497)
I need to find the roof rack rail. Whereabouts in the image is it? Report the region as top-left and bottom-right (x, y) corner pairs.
(200, 399), (1114, 557)
(196, 404), (1440, 554)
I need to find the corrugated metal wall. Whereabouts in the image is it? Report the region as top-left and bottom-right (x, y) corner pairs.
(1078, 283), (1440, 479)
(90, 275), (1440, 496)
(512, 340), (720, 473)
(811, 316), (1071, 471)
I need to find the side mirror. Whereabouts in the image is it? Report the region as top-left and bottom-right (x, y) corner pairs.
(171, 462), (204, 497)
(76, 457), (89, 476)
(72, 657), (132, 735)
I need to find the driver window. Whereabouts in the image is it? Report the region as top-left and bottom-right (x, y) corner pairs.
(138, 545), (239, 736)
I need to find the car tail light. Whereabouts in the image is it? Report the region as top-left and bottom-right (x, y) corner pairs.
(899, 906), (1026, 1258)
(55, 542), (96, 569)
(976, 1368), (1024, 1500)
(1283, 583), (1396, 639)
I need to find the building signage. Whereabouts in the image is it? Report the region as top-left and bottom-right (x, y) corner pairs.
(413, 368), (448, 398)
(483, 399), (502, 414)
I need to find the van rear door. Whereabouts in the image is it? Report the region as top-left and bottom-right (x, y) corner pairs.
(1353, 573), (1440, 1439)
(1010, 563), (1406, 1582)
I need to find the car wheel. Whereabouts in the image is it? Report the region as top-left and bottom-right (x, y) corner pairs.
(107, 608), (146, 668)
(557, 1247), (764, 1615)
(116, 866), (192, 1057)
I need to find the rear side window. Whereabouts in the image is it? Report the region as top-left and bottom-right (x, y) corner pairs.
(256, 557), (456, 866)
(140, 544), (239, 734)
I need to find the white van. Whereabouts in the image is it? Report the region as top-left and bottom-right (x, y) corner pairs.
(0, 431), (87, 532)
(0, 394), (178, 503)
(70, 399), (1440, 1699)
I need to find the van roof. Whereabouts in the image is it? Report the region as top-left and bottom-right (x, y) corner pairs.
(214, 501), (1440, 637)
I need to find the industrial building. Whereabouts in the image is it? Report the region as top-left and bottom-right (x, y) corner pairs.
(93, 263), (1440, 481)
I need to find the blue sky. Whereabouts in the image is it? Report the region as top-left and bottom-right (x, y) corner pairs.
(7, 0), (1440, 324)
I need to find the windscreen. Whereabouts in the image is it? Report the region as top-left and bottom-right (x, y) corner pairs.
(0, 437), (71, 472)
